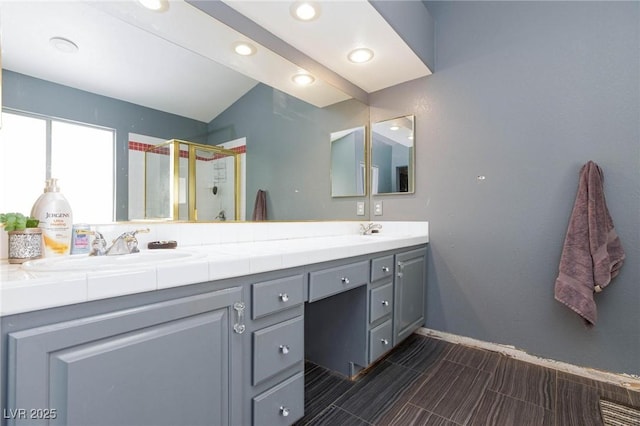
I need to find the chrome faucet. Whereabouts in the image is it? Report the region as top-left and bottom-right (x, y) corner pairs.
(90, 229), (150, 256)
(360, 222), (382, 235)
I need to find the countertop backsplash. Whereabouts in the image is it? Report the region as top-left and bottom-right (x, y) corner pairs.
(0, 221), (428, 260)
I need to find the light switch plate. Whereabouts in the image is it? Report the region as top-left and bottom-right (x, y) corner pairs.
(374, 201), (383, 216)
(356, 201), (365, 216)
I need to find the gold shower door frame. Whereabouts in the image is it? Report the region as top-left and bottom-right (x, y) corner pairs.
(145, 139), (241, 221)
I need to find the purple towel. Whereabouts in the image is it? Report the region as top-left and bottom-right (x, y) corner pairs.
(554, 161), (625, 325)
(252, 189), (267, 221)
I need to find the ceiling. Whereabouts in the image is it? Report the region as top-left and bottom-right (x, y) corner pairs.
(0, 0), (431, 123)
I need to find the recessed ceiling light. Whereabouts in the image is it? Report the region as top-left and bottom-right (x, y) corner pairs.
(290, 1), (320, 21)
(292, 73), (315, 86)
(348, 48), (374, 64)
(408, 135), (414, 140)
(138, 0), (169, 12)
(49, 37), (79, 53)
(390, 125), (400, 131)
(233, 41), (257, 56)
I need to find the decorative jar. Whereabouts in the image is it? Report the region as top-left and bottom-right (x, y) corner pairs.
(8, 228), (43, 264)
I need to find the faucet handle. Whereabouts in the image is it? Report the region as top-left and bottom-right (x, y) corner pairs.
(90, 232), (107, 256)
(127, 228), (149, 253)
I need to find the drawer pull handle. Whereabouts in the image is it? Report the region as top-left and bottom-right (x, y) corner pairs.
(381, 300), (389, 306)
(279, 345), (290, 354)
(381, 338), (390, 346)
(382, 266), (390, 272)
(279, 406), (290, 417)
(232, 302), (245, 334)
(279, 293), (289, 302)
(341, 277), (350, 284)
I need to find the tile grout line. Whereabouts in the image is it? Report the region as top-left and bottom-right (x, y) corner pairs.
(404, 402), (466, 426)
(330, 404), (374, 425)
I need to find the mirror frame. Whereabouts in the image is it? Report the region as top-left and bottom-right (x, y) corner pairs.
(370, 115), (415, 196)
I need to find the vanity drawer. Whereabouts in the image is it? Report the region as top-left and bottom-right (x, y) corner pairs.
(369, 283), (393, 323)
(253, 316), (304, 385)
(252, 275), (304, 319)
(308, 260), (369, 302)
(253, 372), (304, 426)
(371, 255), (394, 282)
(369, 319), (393, 363)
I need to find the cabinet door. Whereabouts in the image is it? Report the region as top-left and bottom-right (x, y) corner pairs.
(7, 287), (244, 426)
(394, 248), (426, 344)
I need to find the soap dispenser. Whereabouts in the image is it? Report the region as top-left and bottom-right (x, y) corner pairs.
(33, 178), (73, 256)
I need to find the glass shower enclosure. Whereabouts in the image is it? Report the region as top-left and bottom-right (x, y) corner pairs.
(144, 139), (241, 221)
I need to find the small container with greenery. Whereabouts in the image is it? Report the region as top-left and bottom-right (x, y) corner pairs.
(1, 213), (43, 264)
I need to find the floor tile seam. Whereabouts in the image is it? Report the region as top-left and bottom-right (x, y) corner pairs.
(491, 388), (555, 413)
(403, 359), (459, 405)
(332, 404), (375, 425)
(487, 371), (556, 407)
(311, 376), (353, 410)
(303, 370), (355, 420)
(404, 402), (466, 426)
(333, 361), (423, 414)
(409, 370), (491, 425)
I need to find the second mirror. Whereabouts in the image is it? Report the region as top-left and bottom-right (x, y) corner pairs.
(371, 115), (415, 194)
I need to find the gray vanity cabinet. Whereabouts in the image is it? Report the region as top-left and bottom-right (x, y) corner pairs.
(249, 274), (305, 426)
(368, 255), (394, 364)
(394, 247), (427, 344)
(6, 287), (243, 426)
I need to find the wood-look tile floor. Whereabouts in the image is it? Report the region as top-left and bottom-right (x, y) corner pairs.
(294, 334), (640, 426)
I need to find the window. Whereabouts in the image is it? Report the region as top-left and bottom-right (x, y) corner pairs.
(0, 110), (115, 223)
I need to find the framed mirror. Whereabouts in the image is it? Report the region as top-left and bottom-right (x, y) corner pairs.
(330, 126), (366, 197)
(371, 115), (415, 195)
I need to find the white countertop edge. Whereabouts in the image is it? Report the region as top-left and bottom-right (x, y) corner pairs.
(1, 233), (428, 317)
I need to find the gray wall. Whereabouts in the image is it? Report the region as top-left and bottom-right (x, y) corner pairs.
(370, 1), (639, 375)
(370, 0), (435, 72)
(2, 71), (209, 221)
(208, 84), (369, 220)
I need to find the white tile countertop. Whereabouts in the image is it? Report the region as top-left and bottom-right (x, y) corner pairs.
(0, 221), (428, 316)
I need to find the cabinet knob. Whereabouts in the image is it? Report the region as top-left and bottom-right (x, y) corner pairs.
(279, 345), (290, 354)
(380, 338), (390, 346)
(341, 277), (350, 284)
(279, 406), (290, 417)
(279, 293), (289, 302)
(382, 266), (390, 273)
(381, 300), (389, 306)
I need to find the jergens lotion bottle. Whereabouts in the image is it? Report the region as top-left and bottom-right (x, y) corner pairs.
(33, 178), (73, 256)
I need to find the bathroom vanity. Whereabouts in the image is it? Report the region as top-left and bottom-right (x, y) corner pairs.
(0, 221), (428, 426)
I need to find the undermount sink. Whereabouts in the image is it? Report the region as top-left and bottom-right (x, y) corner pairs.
(22, 250), (207, 273)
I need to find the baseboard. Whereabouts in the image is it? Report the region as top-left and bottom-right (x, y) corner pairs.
(417, 327), (640, 391)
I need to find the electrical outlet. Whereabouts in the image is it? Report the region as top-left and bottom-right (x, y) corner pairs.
(356, 201), (365, 216)
(374, 201), (383, 216)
